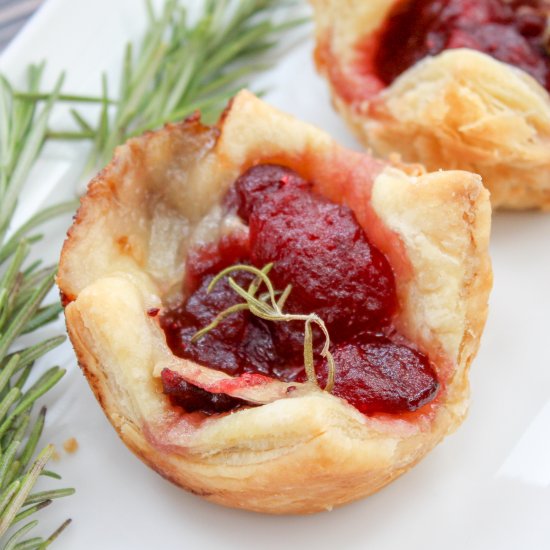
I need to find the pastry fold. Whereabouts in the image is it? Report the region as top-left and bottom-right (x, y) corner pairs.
(311, 0), (550, 209)
(58, 91), (492, 514)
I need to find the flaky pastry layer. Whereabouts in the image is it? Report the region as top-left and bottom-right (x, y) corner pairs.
(310, 0), (550, 210)
(58, 91), (491, 514)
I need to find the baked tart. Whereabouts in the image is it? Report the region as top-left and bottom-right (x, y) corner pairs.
(58, 91), (492, 514)
(311, 0), (550, 209)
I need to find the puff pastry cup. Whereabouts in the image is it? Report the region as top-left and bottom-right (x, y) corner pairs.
(57, 91), (492, 514)
(310, 0), (550, 210)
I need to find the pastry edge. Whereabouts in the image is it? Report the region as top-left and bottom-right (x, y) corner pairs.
(310, 0), (550, 210)
(58, 91), (492, 514)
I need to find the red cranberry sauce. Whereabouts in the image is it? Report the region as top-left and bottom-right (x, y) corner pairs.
(161, 232), (297, 380)
(298, 334), (439, 415)
(160, 165), (439, 416)
(374, 0), (550, 91)
(161, 368), (247, 414)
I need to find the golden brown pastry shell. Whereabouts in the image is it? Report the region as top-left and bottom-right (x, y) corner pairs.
(58, 91), (492, 514)
(310, 0), (550, 210)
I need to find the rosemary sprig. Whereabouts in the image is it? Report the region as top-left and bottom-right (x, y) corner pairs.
(0, 66), (74, 546)
(2, 1), (306, 544)
(191, 264), (336, 392)
(78, 0), (305, 170)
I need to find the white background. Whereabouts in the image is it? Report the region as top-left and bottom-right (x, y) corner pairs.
(1, 0), (549, 548)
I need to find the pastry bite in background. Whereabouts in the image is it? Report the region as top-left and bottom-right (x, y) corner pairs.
(311, 0), (550, 209)
(57, 91), (492, 514)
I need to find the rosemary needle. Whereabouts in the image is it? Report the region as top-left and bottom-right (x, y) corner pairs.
(0, 64), (72, 547)
(1, 1), (306, 545)
(192, 264), (336, 393)
(78, 0), (306, 170)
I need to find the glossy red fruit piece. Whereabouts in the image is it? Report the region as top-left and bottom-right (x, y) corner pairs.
(298, 333), (439, 415)
(160, 164), (437, 417)
(374, 0), (550, 91)
(161, 368), (247, 415)
(161, 270), (282, 377)
(248, 171), (397, 339)
(184, 231), (250, 293)
(229, 163), (310, 222)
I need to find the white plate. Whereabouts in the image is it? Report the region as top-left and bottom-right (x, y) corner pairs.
(1, 1), (549, 548)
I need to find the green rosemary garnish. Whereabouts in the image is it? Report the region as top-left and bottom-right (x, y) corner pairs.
(1, 0), (306, 543)
(191, 264), (336, 392)
(75, 0), (306, 171)
(0, 65), (76, 547)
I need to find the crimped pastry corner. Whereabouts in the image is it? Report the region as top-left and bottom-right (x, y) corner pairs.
(58, 90), (492, 514)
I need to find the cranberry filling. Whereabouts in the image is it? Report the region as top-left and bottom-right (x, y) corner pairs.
(160, 165), (439, 416)
(374, 0), (550, 91)
(161, 368), (247, 414)
(244, 168), (397, 341)
(297, 334), (439, 415)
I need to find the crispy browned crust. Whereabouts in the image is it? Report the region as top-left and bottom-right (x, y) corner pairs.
(310, 0), (550, 210)
(58, 91), (492, 514)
